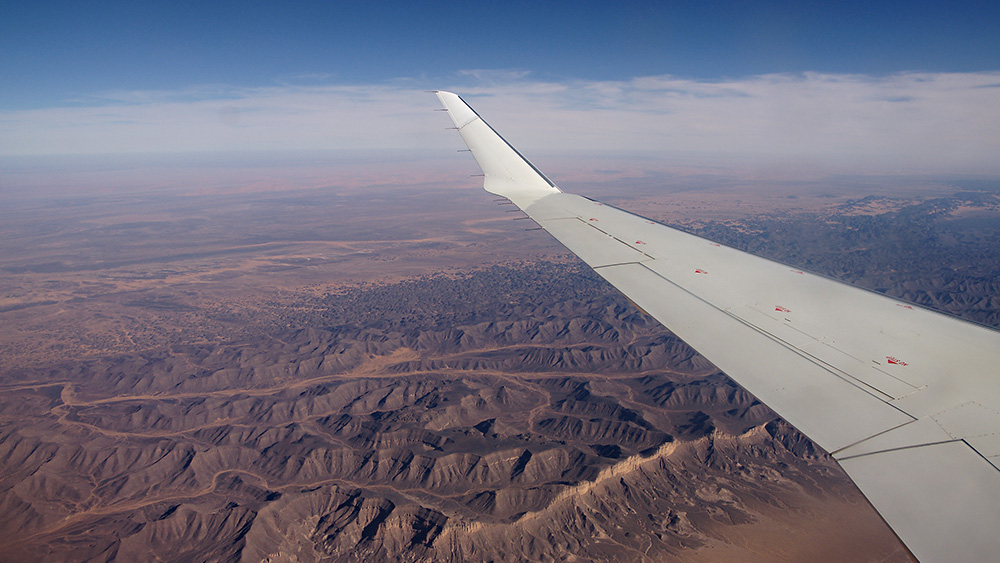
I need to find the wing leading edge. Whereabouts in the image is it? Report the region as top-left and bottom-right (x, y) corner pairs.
(435, 91), (1000, 562)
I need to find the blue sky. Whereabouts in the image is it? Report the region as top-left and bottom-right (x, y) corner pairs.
(2, 1), (999, 176)
(3, 0), (998, 108)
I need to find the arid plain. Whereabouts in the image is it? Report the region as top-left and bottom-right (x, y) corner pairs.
(2, 163), (999, 561)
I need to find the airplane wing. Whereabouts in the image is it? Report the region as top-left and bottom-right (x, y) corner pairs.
(435, 90), (1000, 562)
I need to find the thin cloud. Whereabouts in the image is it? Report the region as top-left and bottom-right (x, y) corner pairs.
(456, 69), (533, 84)
(1, 72), (999, 175)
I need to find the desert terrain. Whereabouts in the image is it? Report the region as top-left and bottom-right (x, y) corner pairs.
(2, 165), (999, 562)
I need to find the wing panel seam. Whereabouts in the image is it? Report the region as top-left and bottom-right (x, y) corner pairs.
(836, 439), (962, 461)
(551, 216), (656, 260)
(592, 261), (649, 270)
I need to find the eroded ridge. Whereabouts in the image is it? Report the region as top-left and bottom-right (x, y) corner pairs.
(0, 265), (908, 562)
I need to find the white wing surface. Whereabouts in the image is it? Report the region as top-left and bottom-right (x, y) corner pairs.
(435, 91), (1000, 562)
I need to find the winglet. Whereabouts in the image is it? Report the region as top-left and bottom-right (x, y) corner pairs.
(435, 91), (561, 207)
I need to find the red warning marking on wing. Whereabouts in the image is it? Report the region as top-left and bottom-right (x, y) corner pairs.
(886, 356), (908, 366)
(635, 240), (646, 245)
(710, 243), (721, 247)
(645, 220), (655, 225)
(791, 270), (804, 275)
(775, 306), (791, 313)
(695, 269), (708, 274)
(896, 304), (914, 310)
(589, 218), (598, 221)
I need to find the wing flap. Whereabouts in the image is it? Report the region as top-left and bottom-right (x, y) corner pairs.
(839, 441), (1000, 563)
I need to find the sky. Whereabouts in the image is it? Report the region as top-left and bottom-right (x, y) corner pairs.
(2, 0), (1000, 179)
